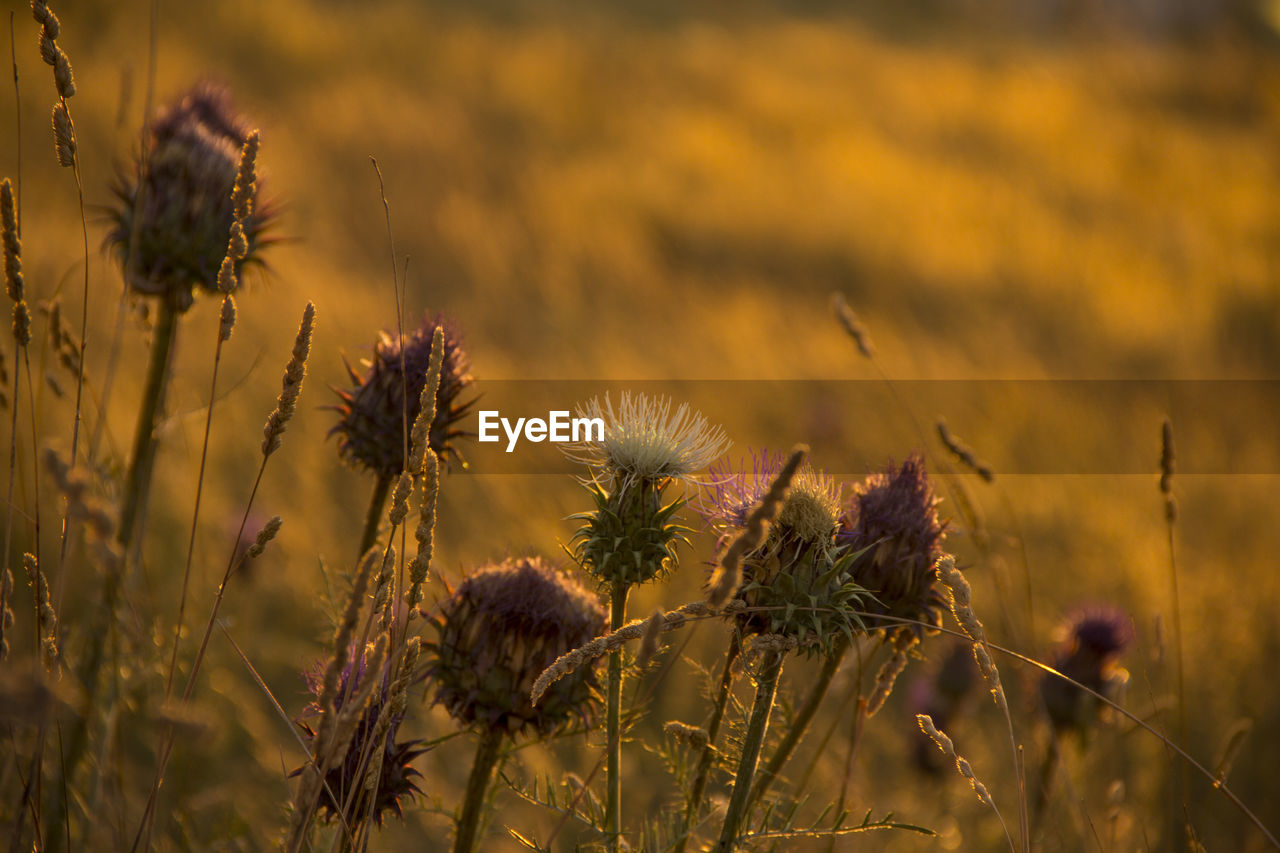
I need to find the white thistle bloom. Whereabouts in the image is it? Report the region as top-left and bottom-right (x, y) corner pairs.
(561, 392), (730, 491)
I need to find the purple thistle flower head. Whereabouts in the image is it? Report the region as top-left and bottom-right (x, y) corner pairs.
(330, 312), (475, 478)
(107, 83), (275, 309)
(1040, 604), (1133, 735)
(839, 455), (947, 638)
(426, 557), (606, 737)
(699, 449), (786, 536)
(1066, 606), (1134, 659)
(296, 643), (426, 828)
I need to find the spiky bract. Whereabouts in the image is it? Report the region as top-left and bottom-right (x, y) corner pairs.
(107, 84), (273, 309)
(297, 646), (425, 827)
(839, 456), (948, 639)
(331, 313), (475, 476)
(707, 452), (866, 654)
(426, 557), (606, 737)
(570, 479), (690, 588)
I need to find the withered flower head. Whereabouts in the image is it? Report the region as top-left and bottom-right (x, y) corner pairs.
(426, 556), (606, 737)
(107, 84), (274, 309)
(331, 313), (475, 476)
(839, 455), (947, 638)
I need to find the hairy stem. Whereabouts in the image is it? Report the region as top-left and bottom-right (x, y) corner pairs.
(674, 634), (739, 853)
(749, 640), (846, 809)
(118, 295), (180, 551)
(453, 728), (504, 853)
(605, 580), (629, 852)
(714, 647), (785, 853)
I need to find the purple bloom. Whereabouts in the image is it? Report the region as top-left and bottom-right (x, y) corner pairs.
(296, 643), (426, 827)
(1040, 604), (1133, 734)
(839, 455), (948, 638)
(331, 313), (475, 477)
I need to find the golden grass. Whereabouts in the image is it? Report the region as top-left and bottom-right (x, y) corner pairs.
(2, 0), (1279, 848)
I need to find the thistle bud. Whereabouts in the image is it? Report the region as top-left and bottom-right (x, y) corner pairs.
(330, 313), (475, 477)
(425, 557), (606, 736)
(106, 85), (274, 308)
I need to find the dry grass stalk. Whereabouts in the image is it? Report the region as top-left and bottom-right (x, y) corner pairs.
(388, 472), (412, 526)
(262, 302), (315, 457)
(361, 637), (420, 793)
(246, 515), (282, 560)
(634, 608), (665, 669)
(664, 720), (710, 751)
(706, 444), (808, 609)
(831, 291), (875, 358)
(916, 713), (1003, 817)
(866, 636), (916, 717)
(531, 599), (730, 704)
(407, 325), (444, 476)
(405, 452), (437, 611)
(23, 553), (59, 674)
(0, 567), (13, 660)
(937, 418), (995, 483)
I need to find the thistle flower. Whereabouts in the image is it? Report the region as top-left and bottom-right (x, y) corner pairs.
(297, 642), (426, 827)
(562, 392), (729, 494)
(425, 556), (606, 736)
(107, 84), (274, 309)
(1040, 605), (1133, 736)
(839, 455), (948, 638)
(331, 313), (475, 477)
(565, 393), (726, 591)
(704, 451), (865, 653)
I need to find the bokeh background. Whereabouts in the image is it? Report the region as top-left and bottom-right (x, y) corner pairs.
(2, 0), (1279, 848)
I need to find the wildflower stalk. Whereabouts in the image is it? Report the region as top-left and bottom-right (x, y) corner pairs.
(117, 292), (179, 551)
(674, 635), (739, 853)
(749, 638), (849, 808)
(358, 471), (394, 557)
(713, 646), (786, 852)
(604, 580), (629, 850)
(454, 728), (504, 853)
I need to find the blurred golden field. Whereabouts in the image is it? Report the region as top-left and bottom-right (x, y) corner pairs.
(2, 0), (1280, 849)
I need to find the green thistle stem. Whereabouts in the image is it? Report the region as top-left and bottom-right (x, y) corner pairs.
(46, 295), (179, 853)
(118, 294), (180, 549)
(605, 579), (629, 851)
(714, 647), (785, 853)
(358, 471), (394, 558)
(454, 728), (504, 853)
(675, 635), (739, 853)
(749, 639), (846, 809)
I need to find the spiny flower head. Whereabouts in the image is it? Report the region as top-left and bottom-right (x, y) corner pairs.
(107, 84), (275, 309)
(705, 451), (865, 653)
(425, 557), (606, 737)
(562, 392), (729, 495)
(1040, 605), (1133, 736)
(703, 450), (843, 549)
(331, 313), (475, 477)
(297, 644), (425, 827)
(839, 456), (948, 638)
